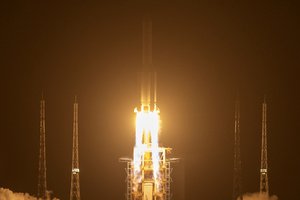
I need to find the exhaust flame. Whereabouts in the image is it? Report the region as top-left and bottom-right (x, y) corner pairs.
(133, 105), (161, 189)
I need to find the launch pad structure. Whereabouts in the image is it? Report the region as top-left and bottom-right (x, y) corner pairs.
(37, 96), (47, 200)
(260, 97), (269, 194)
(120, 18), (177, 200)
(120, 146), (173, 200)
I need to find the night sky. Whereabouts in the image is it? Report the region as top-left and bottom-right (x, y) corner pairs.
(0, 1), (299, 200)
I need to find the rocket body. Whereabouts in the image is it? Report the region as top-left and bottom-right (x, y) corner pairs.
(140, 17), (157, 112)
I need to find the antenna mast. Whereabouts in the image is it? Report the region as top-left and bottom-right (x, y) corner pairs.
(38, 95), (47, 199)
(232, 97), (242, 200)
(70, 96), (81, 200)
(260, 97), (269, 194)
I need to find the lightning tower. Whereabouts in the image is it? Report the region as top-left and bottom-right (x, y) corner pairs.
(120, 17), (173, 200)
(232, 98), (242, 200)
(70, 97), (81, 200)
(37, 95), (47, 200)
(260, 97), (269, 194)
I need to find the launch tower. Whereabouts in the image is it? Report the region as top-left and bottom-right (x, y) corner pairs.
(70, 97), (81, 200)
(232, 98), (242, 200)
(260, 97), (269, 194)
(37, 95), (47, 200)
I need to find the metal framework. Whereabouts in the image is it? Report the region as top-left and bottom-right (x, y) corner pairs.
(121, 153), (173, 200)
(126, 160), (133, 200)
(70, 97), (81, 200)
(232, 98), (242, 200)
(165, 161), (171, 200)
(38, 96), (47, 200)
(260, 97), (269, 194)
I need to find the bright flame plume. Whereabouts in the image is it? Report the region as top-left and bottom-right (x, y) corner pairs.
(133, 105), (161, 189)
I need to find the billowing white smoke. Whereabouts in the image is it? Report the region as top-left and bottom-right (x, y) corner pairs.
(0, 188), (59, 200)
(0, 188), (36, 200)
(243, 192), (278, 200)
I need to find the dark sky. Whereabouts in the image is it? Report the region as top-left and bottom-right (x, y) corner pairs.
(0, 1), (299, 200)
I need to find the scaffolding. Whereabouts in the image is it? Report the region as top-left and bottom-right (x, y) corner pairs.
(126, 160), (133, 200)
(165, 161), (171, 200)
(121, 150), (173, 200)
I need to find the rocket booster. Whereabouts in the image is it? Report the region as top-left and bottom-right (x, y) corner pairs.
(140, 72), (157, 111)
(140, 17), (157, 111)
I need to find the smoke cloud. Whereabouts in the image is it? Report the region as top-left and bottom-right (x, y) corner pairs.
(0, 188), (36, 200)
(243, 192), (278, 200)
(0, 188), (59, 200)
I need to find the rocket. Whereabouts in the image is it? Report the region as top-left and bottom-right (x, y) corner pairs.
(140, 17), (157, 111)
